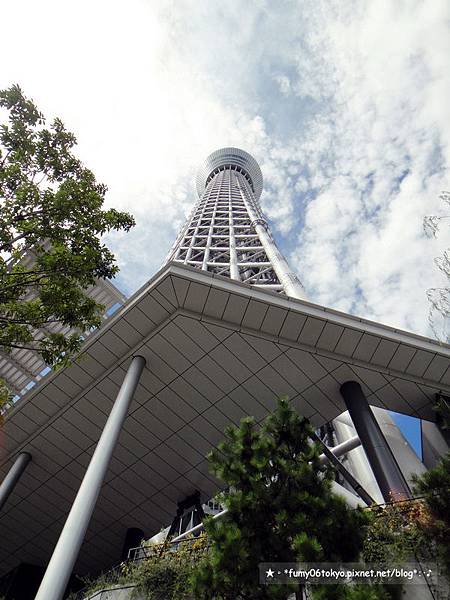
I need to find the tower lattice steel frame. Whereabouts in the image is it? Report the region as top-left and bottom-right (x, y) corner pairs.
(166, 147), (307, 300)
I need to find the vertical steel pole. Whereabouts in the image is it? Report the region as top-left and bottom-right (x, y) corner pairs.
(34, 355), (146, 600)
(0, 452), (31, 511)
(340, 381), (411, 502)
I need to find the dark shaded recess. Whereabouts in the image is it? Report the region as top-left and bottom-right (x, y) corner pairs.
(0, 563), (83, 600)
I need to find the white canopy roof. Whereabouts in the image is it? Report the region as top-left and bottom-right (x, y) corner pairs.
(1, 262), (448, 576)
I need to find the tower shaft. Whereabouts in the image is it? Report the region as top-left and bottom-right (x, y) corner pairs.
(166, 148), (306, 300)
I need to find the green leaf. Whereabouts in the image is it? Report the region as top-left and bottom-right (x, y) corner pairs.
(0, 84), (135, 371)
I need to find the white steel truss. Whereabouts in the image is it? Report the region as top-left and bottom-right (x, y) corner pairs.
(165, 147), (306, 300)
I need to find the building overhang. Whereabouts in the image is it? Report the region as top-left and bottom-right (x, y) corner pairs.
(1, 262), (449, 576)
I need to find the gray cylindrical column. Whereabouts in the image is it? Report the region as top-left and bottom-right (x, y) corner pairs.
(340, 381), (411, 502)
(35, 355), (146, 600)
(318, 435), (361, 466)
(0, 452), (31, 511)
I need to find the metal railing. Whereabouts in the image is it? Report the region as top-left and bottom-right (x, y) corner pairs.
(69, 535), (209, 600)
(127, 508), (227, 562)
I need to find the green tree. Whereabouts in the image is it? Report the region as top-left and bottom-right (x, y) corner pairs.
(0, 84), (134, 368)
(311, 584), (390, 600)
(412, 398), (450, 583)
(0, 377), (12, 421)
(413, 456), (450, 579)
(191, 397), (379, 600)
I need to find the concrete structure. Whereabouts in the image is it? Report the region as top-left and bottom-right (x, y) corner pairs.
(166, 148), (306, 300)
(333, 407), (428, 504)
(1, 261), (449, 572)
(167, 147), (444, 505)
(340, 381), (412, 501)
(422, 418), (450, 468)
(0, 148), (448, 598)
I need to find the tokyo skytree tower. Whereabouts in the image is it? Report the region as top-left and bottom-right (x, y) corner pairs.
(166, 147), (307, 301)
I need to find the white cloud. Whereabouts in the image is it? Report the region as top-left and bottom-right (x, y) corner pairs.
(1, 0), (272, 292)
(286, 0), (450, 334)
(274, 75), (292, 96)
(2, 0), (449, 336)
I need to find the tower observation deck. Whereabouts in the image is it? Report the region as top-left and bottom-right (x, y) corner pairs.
(166, 147), (307, 300)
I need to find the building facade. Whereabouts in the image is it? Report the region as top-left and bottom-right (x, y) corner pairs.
(0, 148), (448, 600)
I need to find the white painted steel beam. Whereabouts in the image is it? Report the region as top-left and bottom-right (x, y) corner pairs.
(318, 436), (361, 465)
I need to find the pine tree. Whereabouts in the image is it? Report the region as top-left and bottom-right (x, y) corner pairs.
(191, 397), (373, 600)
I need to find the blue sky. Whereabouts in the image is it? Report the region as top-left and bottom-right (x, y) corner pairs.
(392, 412), (422, 459)
(2, 1), (450, 451)
(2, 1), (449, 337)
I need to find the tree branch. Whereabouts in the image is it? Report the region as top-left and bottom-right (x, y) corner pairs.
(0, 274), (50, 293)
(0, 342), (40, 352)
(0, 232), (29, 253)
(0, 148), (12, 168)
(8, 208), (46, 223)
(0, 316), (62, 324)
(2, 267), (64, 278)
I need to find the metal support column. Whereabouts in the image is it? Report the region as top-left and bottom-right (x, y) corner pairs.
(34, 355), (146, 600)
(317, 435), (361, 465)
(0, 452), (31, 511)
(340, 381), (411, 502)
(311, 432), (375, 506)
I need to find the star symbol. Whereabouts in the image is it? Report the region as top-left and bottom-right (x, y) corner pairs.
(266, 568), (275, 578)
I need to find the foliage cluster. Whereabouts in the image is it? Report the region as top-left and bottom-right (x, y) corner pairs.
(191, 398), (376, 600)
(412, 444), (450, 581)
(363, 395), (450, 597)
(77, 398), (450, 600)
(130, 535), (208, 599)
(0, 377), (12, 415)
(362, 500), (434, 600)
(0, 85), (134, 368)
(79, 536), (208, 600)
(363, 499), (433, 566)
(310, 584), (390, 600)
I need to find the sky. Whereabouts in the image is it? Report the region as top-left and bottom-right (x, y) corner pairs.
(2, 0), (450, 452)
